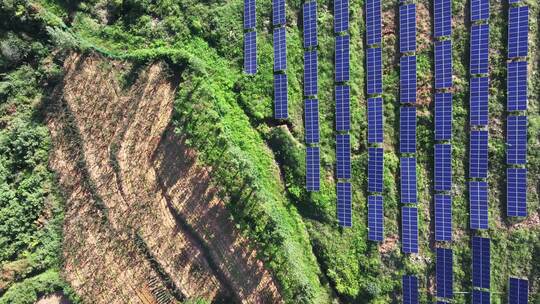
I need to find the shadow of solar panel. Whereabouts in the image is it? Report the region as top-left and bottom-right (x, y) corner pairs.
(435, 93), (452, 140)
(306, 146), (320, 191)
(470, 77), (489, 126)
(509, 278), (528, 304)
(507, 61), (528, 111)
(469, 130), (488, 178)
(305, 99), (319, 144)
(435, 144), (452, 191)
(507, 168), (527, 217)
(435, 40), (452, 89)
(507, 115), (527, 165)
(273, 28), (287, 71)
(435, 194), (452, 241)
(399, 4), (416, 53)
(508, 6), (529, 58)
(334, 0), (349, 33)
(244, 31), (257, 74)
(473, 290), (490, 304)
(402, 275), (419, 304)
(244, 0), (256, 29)
(272, 0), (285, 26)
(337, 182), (352, 227)
(336, 85), (351, 131)
(402, 207), (418, 253)
(304, 50), (318, 96)
(335, 35), (350, 82)
(436, 248), (453, 299)
(368, 147), (384, 193)
(368, 195), (383, 241)
(470, 0), (489, 22)
(303, 1), (318, 48)
(400, 157), (417, 204)
(368, 97), (383, 143)
(400, 56), (417, 103)
(366, 0), (381, 45)
(469, 181), (488, 230)
(472, 236), (490, 289)
(434, 0), (451, 38)
(274, 74), (288, 119)
(337, 134), (351, 179)
(400, 107), (416, 153)
(367, 47), (382, 94)
(470, 24), (489, 75)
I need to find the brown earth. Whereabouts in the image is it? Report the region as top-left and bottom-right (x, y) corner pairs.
(46, 53), (282, 303)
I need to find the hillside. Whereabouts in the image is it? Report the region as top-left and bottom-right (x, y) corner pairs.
(0, 0), (539, 303)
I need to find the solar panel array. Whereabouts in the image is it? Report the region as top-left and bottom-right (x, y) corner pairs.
(336, 85), (351, 131)
(303, 2), (317, 48)
(400, 107), (416, 153)
(306, 147), (320, 191)
(366, 0), (381, 45)
(507, 115), (527, 165)
(400, 157), (417, 204)
(336, 134), (351, 179)
(507, 61), (528, 111)
(368, 148), (383, 193)
(334, 0), (349, 33)
(508, 6), (529, 59)
(435, 194), (452, 241)
(470, 0), (489, 22)
(435, 93), (452, 141)
(335, 35), (350, 82)
(434, 0), (451, 38)
(402, 207), (418, 253)
(435, 40), (452, 89)
(508, 278), (528, 304)
(305, 99), (319, 144)
(470, 24), (489, 75)
(368, 195), (383, 241)
(472, 290), (490, 304)
(274, 74), (288, 119)
(272, 0), (285, 26)
(243, 0), (256, 29)
(400, 56), (417, 103)
(470, 77), (489, 126)
(469, 181), (488, 230)
(399, 4), (416, 53)
(436, 248), (453, 299)
(435, 144), (452, 191)
(368, 97), (383, 143)
(337, 182), (352, 227)
(273, 28), (287, 71)
(244, 31), (257, 75)
(472, 236), (490, 289)
(367, 47), (382, 95)
(402, 275), (419, 304)
(507, 168), (527, 217)
(469, 130), (488, 179)
(304, 50), (318, 96)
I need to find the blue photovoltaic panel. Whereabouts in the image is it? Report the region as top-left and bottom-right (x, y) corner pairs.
(336, 85), (351, 131)
(303, 2), (318, 48)
(435, 194), (452, 241)
(402, 207), (418, 253)
(368, 195), (383, 241)
(469, 130), (488, 179)
(472, 236), (490, 289)
(368, 97), (383, 143)
(367, 47), (382, 94)
(508, 6), (529, 58)
(469, 181), (488, 230)
(434, 0), (451, 38)
(470, 77), (489, 126)
(400, 107), (416, 153)
(400, 157), (417, 204)
(402, 275), (419, 304)
(306, 147), (320, 191)
(507, 115), (527, 165)
(304, 99), (319, 144)
(273, 28), (287, 71)
(435, 144), (452, 192)
(470, 24), (489, 75)
(435, 93), (452, 141)
(336, 134), (351, 179)
(244, 0), (256, 29)
(304, 50), (318, 96)
(509, 278), (528, 304)
(368, 147), (384, 193)
(400, 4), (416, 53)
(435, 40), (452, 89)
(436, 248), (453, 299)
(274, 74), (288, 119)
(366, 0), (381, 45)
(472, 290), (490, 304)
(400, 56), (416, 103)
(334, 0), (349, 33)
(507, 168), (527, 217)
(273, 0), (285, 26)
(335, 35), (350, 82)
(507, 61), (528, 111)
(244, 31), (257, 75)
(470, 0), (489, 22)
(337, 182), (352, 227)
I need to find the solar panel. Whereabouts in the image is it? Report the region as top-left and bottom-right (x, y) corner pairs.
(469, 130), (488, 179)
(244, 31), (257, 75)
(435, 40), (452, 89)
(470, 77), (489, 126)
(507, 61), (528, 111)
(402, 207), (418, 253)
(509, 278), (528, 304)
(303, 1), (318, 48)
(507, 115), (527, 165)
(435, 194), (452, 241)
(336, 134), (351, 179)
(304, 50), (318, 96)
(336, 85), (351, 131)
(402, 275), (419, 304)
(334, 0), (349, 33)
(470, 24), (489, 75)
(400, 106), (416, 153)
(274, 73), (288, 119)
(304, 99), (319, 144)
(337, 182), (352, 227)
(436, 248), (453, 299)
(306, 147), (320, 191)
(508, 6), (529, 58)
(368, 97), (383, 143)
(472, 236), (490, 289)
(470, 0), (489, 22)
(472, 290), (490, 304)
(368, 147), (384, 193)
(244, 0), (256, 29)
(399, 4), (416, 53)
(435, 93), (452, 141)
(435, 144), (452, 191)
(508, 0), (522, 3)
(507, 167), (527, 217)
(469, 181), (488, 230)
(434, 0), (451, 38)
(400, 157), (417, 204)
(368, 195), (383, 241)
(367, 47), (382, 94)
(366, 0), (381, 45)
(273, 28), (287, 71)
(400, 56), (416, 103)
(335, 35), (350, 82)
(273, 0), (285, 25)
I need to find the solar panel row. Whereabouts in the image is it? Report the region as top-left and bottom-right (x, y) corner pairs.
(470, 77), (489, 126)
(304, 99), (319, 144)
(402, 206), (418, 253)
(434, 0), (451, 38)
(509, 277), (528, 304)
(334, 0), (349, 33)
(470, 0), (489, 22)
(470, 130), (488, 179)
(303, 1), (318, 48)
(400, 157), (417, 204)
(400, 56), (416, 103)
(402, 275), (419, 304)
(337, 182), (352, 227)
(336, 85), (351, 131)
(472, 236), (490, 289)
(507, 167), (527, 217)
(473, 290), (490, 304)
(368, 195), (383, 241)
(435, 93), (452, 141)
(244, 0), (256, 29)
(400, 4), (416, 53)
(400, 107), (416, 153)
(368, 97), (383, 143)
(273, 27), (287, 71)
(507, 115), (527, 165)
(367, 47), (382, 94)
(337, 134), (351, 179)
(368, 147), (383, 193)
(508, 6), (529, 58)
(244, 31), (257, 74)
(435, 40), (452, 89)
(469, 181), (488, 230)
(366, 0), (381, 45)
(470, 24), (489, 75)
(306, 147), (320, 191)
(435, 194), (452, 241)
(335, 35), (350, 82)
(274, 74), (288, 119)
(507, 61), (528, 111)
(304, 50), (318, 96)
(436, 248), (453, 299)
(272, 0), (285, 26)
(435, 144), (452, 191)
